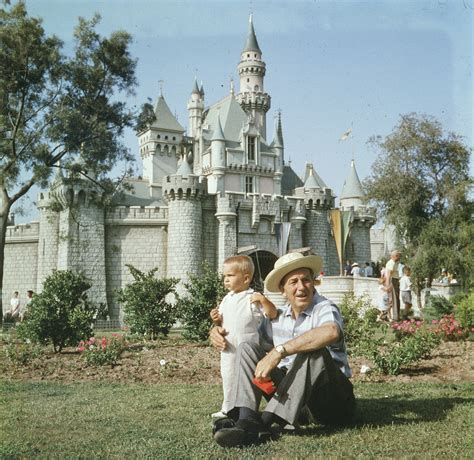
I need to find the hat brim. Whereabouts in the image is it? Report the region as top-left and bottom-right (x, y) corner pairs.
(264, 255), (323, 293)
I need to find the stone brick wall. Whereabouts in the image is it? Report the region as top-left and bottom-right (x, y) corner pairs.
(3, 223), (39, 315)
(346, 222), (372, 265)
(202, 199), (218, 269)
(105, 224), (168, 319)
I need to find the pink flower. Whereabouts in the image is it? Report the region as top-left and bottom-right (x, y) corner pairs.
(432, 320), (439, 324)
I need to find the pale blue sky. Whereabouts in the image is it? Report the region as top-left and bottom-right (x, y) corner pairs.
(16, 0), (473, 221)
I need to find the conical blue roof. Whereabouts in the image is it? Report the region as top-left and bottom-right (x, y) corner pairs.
(340, 160), (364, 199)
(153, 95), (184, 132)
(211, 113), (225, 141)
(242, 15), (262, 54)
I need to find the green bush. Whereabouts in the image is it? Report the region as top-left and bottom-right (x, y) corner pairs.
(339, 293), (381, 358)
(176, 263), (227, 342)
(3, 338), (44, 366)
(118, 265), (178, 339)
(454, 292), (474, 329)
(371, 328), (441, 375)
(423, 295), (454, 321)
(17, 270), (98, 352)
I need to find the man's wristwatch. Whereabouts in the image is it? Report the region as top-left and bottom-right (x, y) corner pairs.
(275, 344), (287, 358)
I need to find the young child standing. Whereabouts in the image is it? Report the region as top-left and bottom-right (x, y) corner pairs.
(399, 266), (413, 319)
(210, 255), (277, 418)
(377, 276), (390, 322)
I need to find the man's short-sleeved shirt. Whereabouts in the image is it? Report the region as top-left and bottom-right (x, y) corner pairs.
(259, 293), (352, 378)
(385, 259), (400, 279)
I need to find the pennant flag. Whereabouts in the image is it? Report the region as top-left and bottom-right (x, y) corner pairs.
(339, 127), (352, 141)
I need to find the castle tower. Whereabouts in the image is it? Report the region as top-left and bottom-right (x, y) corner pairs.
(36, 168), (61, 291)
(210, 113), (226, 193)
(236, 15), (271, 139)
(187, 78), (204, 139)
(163, 158), (205, 280)
(138, 91), (185, 190)
(340, 160), (376, 264)
(44, 166), (107, 306)
(271, 112), (284, 194)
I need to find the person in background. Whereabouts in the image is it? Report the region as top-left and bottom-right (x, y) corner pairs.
(399, 267), (412, 320)
(343, 260), (352, 276)
(364, 262), (373, 277)
(385, 250), (401, 321)
(6, 291), (21, 323)
(351, 262), (362, 277)
(20, 289), (34, 321)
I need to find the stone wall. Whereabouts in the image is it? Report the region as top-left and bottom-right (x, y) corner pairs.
(105, 224), (168, 319)
(3, 223), (39, 315)
(347, 222), (372, 265)
(317, 276), (380, 307)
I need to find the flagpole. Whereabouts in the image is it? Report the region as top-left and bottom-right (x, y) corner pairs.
(351, 121), (354, 161)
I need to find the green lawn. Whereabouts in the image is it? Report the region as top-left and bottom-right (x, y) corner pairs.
(1, 381), (473, 459)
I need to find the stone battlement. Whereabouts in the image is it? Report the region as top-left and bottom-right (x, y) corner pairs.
(105, 205), (168, 224)
(163, 174), (206, 200)
(5, 222), (40, 242)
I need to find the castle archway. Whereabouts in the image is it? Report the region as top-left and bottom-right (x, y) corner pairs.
(248, 250), (278, 291)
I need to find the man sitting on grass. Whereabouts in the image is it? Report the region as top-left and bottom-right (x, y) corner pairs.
(210, 252), (355, 447)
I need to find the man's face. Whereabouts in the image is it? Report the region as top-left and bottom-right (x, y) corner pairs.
(280, 268), (314, 311)
(393, 253), (401, 262)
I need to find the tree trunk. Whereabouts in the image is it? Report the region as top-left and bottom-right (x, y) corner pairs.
(0, 201), (12, 326)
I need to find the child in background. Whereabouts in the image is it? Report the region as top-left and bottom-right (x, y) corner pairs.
(399, 266), (412, 319)
(210, 255), (277, 419)
(377, 276), (390, 322)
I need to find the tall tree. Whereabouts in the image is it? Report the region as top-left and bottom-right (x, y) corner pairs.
(366, 113), (472, 289)
(0, 2), (137, 315)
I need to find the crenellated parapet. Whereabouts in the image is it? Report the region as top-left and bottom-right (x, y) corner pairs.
(294, 186), (335, 209)
(5, 222), (40, 243)
(340, 204), (377, 227)
(105, 205), (168, 225)
(236, 92), (271, 114)
(162, 174), (206, 201)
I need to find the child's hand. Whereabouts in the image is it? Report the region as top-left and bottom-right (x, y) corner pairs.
(250, 292), (264, 304)
(210, 308), (221, 324)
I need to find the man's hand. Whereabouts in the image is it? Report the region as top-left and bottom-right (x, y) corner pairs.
(209, 326), (228, 351)
(254, 349), (281, 381)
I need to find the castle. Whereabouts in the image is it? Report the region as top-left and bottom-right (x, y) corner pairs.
(2, 17), (376, 319)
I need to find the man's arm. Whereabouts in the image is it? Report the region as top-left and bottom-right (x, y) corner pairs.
(254, 322), (340, 381)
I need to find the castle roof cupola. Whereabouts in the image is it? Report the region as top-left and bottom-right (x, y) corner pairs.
(242, 14), (262, 54)
(272, 111), (284, 149)
(340, 160), (364, 201)
(192, 78), (200, 95)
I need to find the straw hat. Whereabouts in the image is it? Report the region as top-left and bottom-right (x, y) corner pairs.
(352, 262), (359, 267)
(264, 253), (323, 293)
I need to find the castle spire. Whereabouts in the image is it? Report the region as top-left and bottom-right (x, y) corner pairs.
(242, 14), (262, 54)
(272, 111), (284, 148)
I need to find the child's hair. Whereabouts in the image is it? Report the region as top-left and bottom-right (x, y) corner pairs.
(223, 255), (255, 278)
(403, 266), (411, 275)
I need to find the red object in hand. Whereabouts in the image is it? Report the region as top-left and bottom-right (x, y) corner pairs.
(252, 377), (276, 395)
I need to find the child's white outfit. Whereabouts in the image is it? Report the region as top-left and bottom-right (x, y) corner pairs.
(399, 274), (412, 305)
(378, 284), (390, 313)
(218, 288), (264, 414)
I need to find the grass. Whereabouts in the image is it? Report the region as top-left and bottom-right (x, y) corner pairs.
(1, 381), (473, 459)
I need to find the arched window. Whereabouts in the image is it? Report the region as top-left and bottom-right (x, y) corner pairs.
(247, 136), (256, 161)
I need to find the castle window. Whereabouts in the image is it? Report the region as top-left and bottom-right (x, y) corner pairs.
(172, 136), (176, 141)
(245, 176), (254, 194)
(247, 78), (250, 83)
(247, 136), (256, 161)
(157, 135), (161, 139)
(247, 53), (250, 58)
(165, 135), (168, 140)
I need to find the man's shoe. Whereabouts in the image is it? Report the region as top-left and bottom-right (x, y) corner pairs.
(214, 419), (269, 448)
(212, 417), (235, 435)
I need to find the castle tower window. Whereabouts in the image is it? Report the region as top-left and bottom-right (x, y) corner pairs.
(247, 136), (256, 161)
(245, 176), (254, 193)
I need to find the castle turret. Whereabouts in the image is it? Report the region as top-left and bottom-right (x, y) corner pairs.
(36, 167), (62, 291)
(163, 159), (206, 280)
(42, 165), (108, 307)
(139, 91), (185, 190)
(340, 160), (376, 265)
(271, 112), (284, 194)
(187, 78), (204, 139)
(210, 113), (226, 193)
(236, 15), (271, 139)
